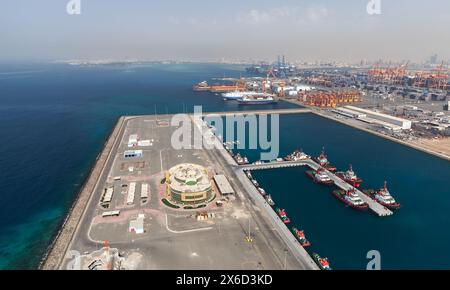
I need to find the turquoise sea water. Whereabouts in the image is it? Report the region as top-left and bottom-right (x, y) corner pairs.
(0, 63), (449, 269)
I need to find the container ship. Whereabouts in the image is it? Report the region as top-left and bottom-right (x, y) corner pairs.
(312, 253), (332, 270)
(276, 208), (291, 224)
(305, 168), (334, 185)
(313, 147), (336, 172)
(336, 164), (363, 187)
(332, 188), (368, 210)
(237, 94), (277, 105)
(193, 81), (210, 92)
(292, 227), (311, 247)
(284, 149), (310, 161)
(363, 181), (401, 209)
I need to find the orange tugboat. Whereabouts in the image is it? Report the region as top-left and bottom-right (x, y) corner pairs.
(276, 208), (291, 224)
(292, 227), (311, 247)
(312, 253), (332, 270)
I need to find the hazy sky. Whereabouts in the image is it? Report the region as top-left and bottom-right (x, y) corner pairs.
(1, 0), (449, 62)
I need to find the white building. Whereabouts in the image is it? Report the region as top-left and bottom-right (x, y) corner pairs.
(345, 106), (412, 130)
(128, 134), (138, 147)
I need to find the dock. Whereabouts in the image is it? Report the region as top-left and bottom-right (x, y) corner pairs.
(240, 159), (393, 217)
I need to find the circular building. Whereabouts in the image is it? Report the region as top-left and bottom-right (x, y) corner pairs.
(167, 163), (213, 205)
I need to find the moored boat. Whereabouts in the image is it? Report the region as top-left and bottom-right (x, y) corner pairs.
(312, 253), (332, 270)
(237, 94), (277, 105)
(276, 208), (291, 224)
(363, 181), (401, 209)
(336, 164), (363, 187)
(292, 227), (311, 247)
(332, 188), (368, 210)
(313, 147), (336, 172)
(305, 168), (334, 185)
(265, 194), (275, 206)
(284, 149), (310, 161)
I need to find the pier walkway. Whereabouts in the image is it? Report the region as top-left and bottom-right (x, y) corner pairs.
(240, 160), (393, 217)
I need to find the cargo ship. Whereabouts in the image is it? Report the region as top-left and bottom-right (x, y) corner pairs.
(209, 84), (245, 93)
(292, 227), (311, 247)
(363, 181), (401, 209)
(276, 208), (291, 224)
(237, 94), (277, 105)
(312, 253), (331, 270)
(336, 164), (363, 187)
(265, 194), (275, 206)
(313, 147), (336, 172)
(193, 81), (210, 92)
(222, 91), (266, 100)
(305, 168), (334, 185)
(234, 153), (249, 165)
(332, 188), (368, 210)
(284, 149), (310, 161)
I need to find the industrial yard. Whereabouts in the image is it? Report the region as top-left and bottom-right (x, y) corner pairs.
(44, 112), (317, 270)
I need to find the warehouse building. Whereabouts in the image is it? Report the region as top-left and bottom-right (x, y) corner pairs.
(213, 175), (234, 196)
(345, 106), (412, 130)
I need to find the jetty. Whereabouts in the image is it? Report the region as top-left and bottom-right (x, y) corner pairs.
(240, 159), (393, 217)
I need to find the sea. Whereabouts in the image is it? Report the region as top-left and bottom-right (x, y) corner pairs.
(0, 62), (449, 269)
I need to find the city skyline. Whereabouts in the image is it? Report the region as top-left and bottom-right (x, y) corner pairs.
(1, 1), (450, 62)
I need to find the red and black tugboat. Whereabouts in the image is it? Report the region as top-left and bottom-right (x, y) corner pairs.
(363, 181), (401, 209)
(284, 149), (310, 161)
(332, 188), (368, 210)
(336, 164), (363, 187)
(292, 227), (311, 247)
(305, 168), (334, 185)
(312, 253), (332, 270)
(276, 208), (291, 224)
(314, 147), (336, 172)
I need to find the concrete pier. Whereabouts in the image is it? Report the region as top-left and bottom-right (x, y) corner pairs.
(240, 159), (393, 217)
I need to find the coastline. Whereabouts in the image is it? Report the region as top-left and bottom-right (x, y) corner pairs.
(283, 99), (450, 162)
(40, 117), (125, 270)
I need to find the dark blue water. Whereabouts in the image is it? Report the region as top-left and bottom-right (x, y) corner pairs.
(0, 62), (298, 269)
(232, 113), (450, 269)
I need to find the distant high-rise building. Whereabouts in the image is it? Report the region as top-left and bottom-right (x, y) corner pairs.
(429, 54), (438, 64)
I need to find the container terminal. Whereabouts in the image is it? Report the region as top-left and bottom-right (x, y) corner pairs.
(41, 110), (319, 270)
(193, 57), (450, 159)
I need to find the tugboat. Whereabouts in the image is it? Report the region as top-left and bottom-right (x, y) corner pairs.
(251, 179), (259, 187)
(284, 149), (310, 161)
(305, 168), (334, 185)
(332, 188), (368, 210)
(312, 253), (332, 270)
(265, 195), (275, 206)
(363, 181), (401, 209)
(276, 208), (291, 224)
(245, 170), (253, 179)
(292, 227), (311, 247)
(336, 164), (363, 187)
(314, 147), (336, 172)
(234, 153), (249, 165)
